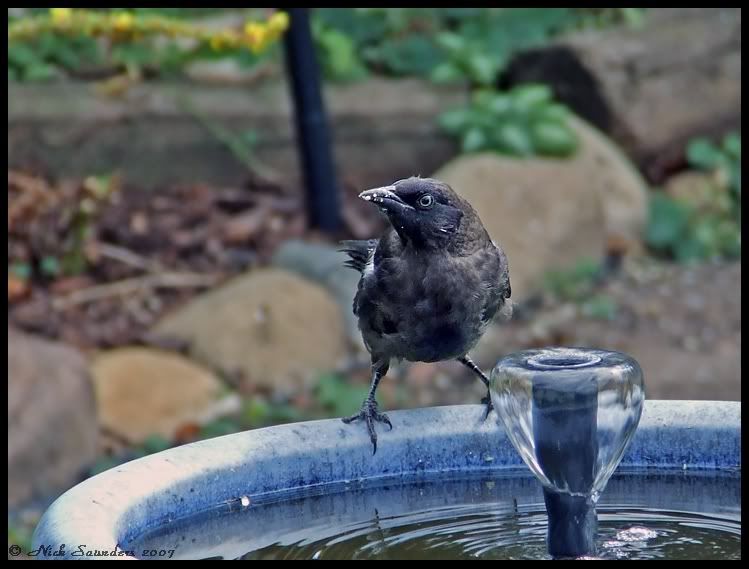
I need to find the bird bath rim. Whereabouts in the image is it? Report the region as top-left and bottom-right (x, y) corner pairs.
(31, 400), (740, 560)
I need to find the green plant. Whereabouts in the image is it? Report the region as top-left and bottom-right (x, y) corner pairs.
(430, 8), (577, 86)
(314, 373), (371, 417)
(646, 133), (741, 263)
(438, 84), (578, 157)
(686, 133), (741, 221)
(8, 8), (288, 81)
(543, 258), (602, 302)
(580, 294), (619, 321)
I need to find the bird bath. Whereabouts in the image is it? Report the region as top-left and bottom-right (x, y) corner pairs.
(32, 350), (740, 559)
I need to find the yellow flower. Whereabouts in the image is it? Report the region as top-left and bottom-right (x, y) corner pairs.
(50, 7), (73, 27)
(244, 21), (264, 42)
(267, 12), (289, 33)
(112, 12), (134, 33)
(209, 32), (237, 52)
(210, 35), (224, 52)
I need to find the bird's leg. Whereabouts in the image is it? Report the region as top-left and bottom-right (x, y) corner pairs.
(457, 355), (494, 421)
(342, 360), (392, 454)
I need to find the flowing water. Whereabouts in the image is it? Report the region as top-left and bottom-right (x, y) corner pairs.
(126, 469), (740, 560)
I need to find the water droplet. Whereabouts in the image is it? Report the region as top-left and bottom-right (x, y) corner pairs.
(615, 526), (658, 542)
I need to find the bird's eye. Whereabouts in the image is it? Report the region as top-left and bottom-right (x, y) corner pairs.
(418, 194), (434, 208)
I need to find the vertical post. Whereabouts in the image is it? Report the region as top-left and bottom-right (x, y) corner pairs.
(282, 8), (342, 233)
(532, 373), (599, 558)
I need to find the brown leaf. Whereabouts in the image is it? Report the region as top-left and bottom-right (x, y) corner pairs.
(222, 204), (271, 244)
(8, 275), (29, 302)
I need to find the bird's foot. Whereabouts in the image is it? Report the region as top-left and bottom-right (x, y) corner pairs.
(342, 398), (392, 455)
(480, 391), (494, 422)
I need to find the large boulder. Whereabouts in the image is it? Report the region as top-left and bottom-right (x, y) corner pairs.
(153, 268), (349, 394)
(8, 328), (98, 507)
(90, 347), (233, 444)
(434, 115), (648, 300)
(271, 239), (365, 351)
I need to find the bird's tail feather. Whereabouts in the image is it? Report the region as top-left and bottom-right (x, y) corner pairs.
(339, 239), (377, 273)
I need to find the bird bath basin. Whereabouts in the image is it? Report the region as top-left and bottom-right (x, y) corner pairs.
(33, 393), (740, 559)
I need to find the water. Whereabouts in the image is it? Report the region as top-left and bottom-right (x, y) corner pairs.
(126, 470), (740, 560)
(491, 348), (645, 500)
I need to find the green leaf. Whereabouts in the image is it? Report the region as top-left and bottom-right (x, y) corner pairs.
(23, 63), (56, 82)
(646, 193), (690, 249)
(487, 93), (512, 115)
(466, 53), (498, 85)
(438, 108), (472, 133)
(495, 122), (533, 156)
(581, 294), (618, 320)
(435, 32), (465, 54)
(141, 434), (172, 454)
(365, 34), (441, 76)
(199, 419), (240, 440)
(462, 127), (487, 153)
(10, 262), (31, 281)
(686, 138), (723, 171)
(40, 256), (61, 277)
(315, 27), (368, 82)
(430, 62), (464, 83)
(535, 102), (570, 122)
(674, 235), (708, 263)
(509, 84), (553, 112)
(530, 121), (578, 156)
(722, 132), (741, 160)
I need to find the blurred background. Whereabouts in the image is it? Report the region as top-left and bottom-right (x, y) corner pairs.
(7, 8), (740, 550)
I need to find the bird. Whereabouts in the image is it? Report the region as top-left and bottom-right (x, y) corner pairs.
(340, 176), (512, 454)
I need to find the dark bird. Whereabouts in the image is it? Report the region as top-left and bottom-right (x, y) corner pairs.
(340, 176), (512, 454)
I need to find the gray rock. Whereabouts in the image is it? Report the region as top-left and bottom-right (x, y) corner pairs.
(8, 327), (98, 508)
(272, 240), (364, 351)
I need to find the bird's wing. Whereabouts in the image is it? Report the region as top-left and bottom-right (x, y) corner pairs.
(497, 244), (511, 300)
(339, 239), (378, 274)
(479, 243), (512, 326)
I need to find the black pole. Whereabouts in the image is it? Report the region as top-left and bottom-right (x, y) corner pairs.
(532, 373), (599, 558)
(282, 8), (341, 232)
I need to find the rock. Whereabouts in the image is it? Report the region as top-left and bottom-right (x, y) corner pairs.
(569, 115), (649, 251)
(90, 347), (233, 444)
(272, 240), (365, 351)
(502, 8), (741, 180)
(434, 115), (648, 300)
(8, 328), (98, 507)
(664, 171), (730, 214)
(153, 268), (349, 394)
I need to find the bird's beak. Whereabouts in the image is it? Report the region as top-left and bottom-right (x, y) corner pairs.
(358, 186), (411, 211)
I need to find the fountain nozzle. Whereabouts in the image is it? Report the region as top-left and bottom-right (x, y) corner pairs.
(491, 348), (644, 558)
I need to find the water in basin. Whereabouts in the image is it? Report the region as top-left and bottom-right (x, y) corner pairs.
(125, 469), (740, 560)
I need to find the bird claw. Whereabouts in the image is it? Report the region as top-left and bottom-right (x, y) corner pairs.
(480, 392), (494, 422)
(342, 399), (392, 455)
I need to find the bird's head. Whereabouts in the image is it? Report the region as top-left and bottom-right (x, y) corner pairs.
(359, 177), (478, 250)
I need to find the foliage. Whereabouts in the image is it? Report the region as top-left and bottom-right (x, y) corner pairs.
(8, 8), (288, 80)
(543, 258), (602, 302)
(314, 373), (371, 417)
(571, 8), (646, 30)
(646, 133), (741, 263)
(8, 8), (646, 83)
(686, 133), (741, 219)
(430, 8), (577, 86)
(438, 84), (578, 157)
(8, 518), (34, 553)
